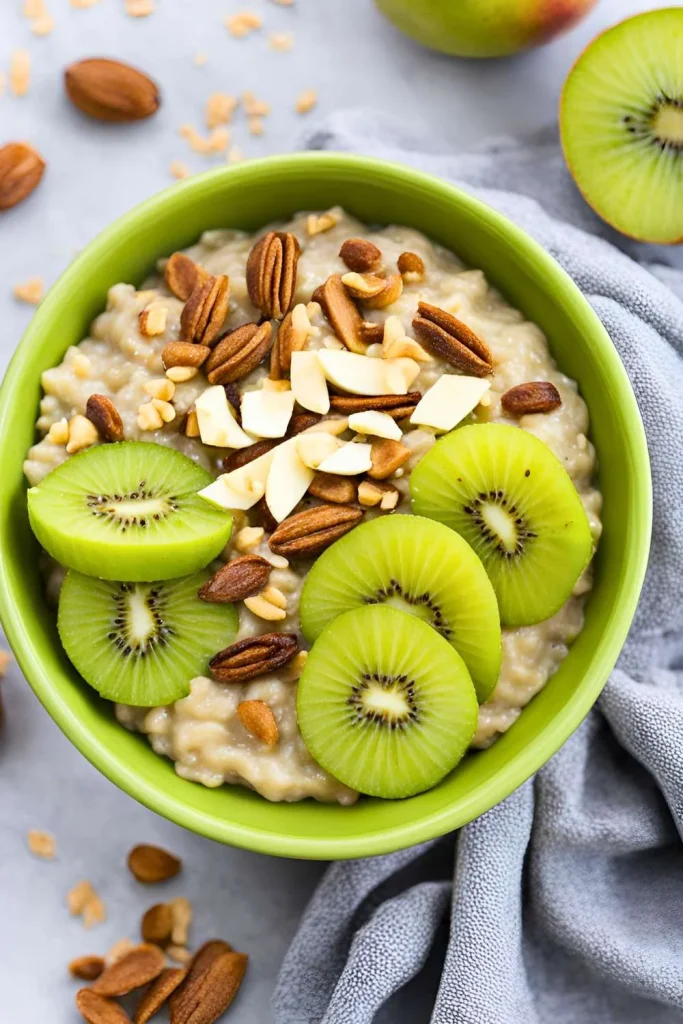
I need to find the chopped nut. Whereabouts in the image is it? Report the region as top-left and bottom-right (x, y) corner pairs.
(68, 880), (97, 916)
(31, 13), (55, 34)
(248, 116), (264, 136)
(125, 0), (155, 15)
(184, 409), (200, 437)
(368, 438), (411, 480)
(226, 10), (262, 36)
(209, 127), (230, 152)
(295, 88), (317, 114)
(137, 402), (164, 432)
(70, 0), (101, 7)
(170, 159), (190, 180)
(237, 699), (279, 745)
(10, 50), (31, 96)
(83, 894), (106, 929)
(86, 394), (124, 443)
(27, 829), (56, 859)
(341, 271), (386, 299)
(267, 553), (289, 569)
(358, 480), (383, 506)
(13, 276), (44, 304)
(269, 31), (293, 50)
(144, 377), (175, 402)
(67, 415), (99, 454)
(291, 650), (307, 674)
(380, 488), (400, 510)
(47, 418), (69, 445)
(307, 212), (337, 236)
(151, 398), (176, 423)
(194, 51), (208, 66)
(166, 365), (198, 383)
(206, 92), (238, 128)
(69, 955), (105, 981)
(167, 944), (193, 965)
(362, 273), (403, 310)
(180, 123), (222, 155)
(234, 526), (265, 552)
(227, 145), (245, 164)
(244, 590), (287, 621)
(382, 316), (431, 362)
(242, 91), (270, 117)
(73, 353), (93, 379)
(139, 305), (167, 337)
(170, 896), (193, 947)
(261, 585), (287, 609)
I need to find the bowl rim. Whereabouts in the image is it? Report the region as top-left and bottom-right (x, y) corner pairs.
(0, 152), (652, 858)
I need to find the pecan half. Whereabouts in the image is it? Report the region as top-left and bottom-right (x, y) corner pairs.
(85, 394), (124, 442)
(169, 950), (248, 1024)
(362, 273), (403, 310)
(329, 392), (421, 419)
(165, 253), (209, 301)
(269, 504), (363, 557)
(246, 231), (300, 319)
(180, 275), (230, 346)
(210, 633), (298, 684)
(221, 439), (276, 473)
(339, 238), (382, 273)
(205, 322), (273, 384)
(308, 472), (357, 505)
(199, 555), (272, 604)
(0, 142), (45, 211)
(162, 341), (210, 369)
(135, 967), (187, 1024)
(501, 381), (562, 416)
(413, 302), (492, 377)
(288, 412), (322, 435)
(312, 274), (367, 354)
(368, 439), (411, 480)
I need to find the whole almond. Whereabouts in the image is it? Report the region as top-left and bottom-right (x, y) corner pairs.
(269, 503), (364, 557)
(413, 302), (492, 377)
(65, 58), (160, 122)
(0, 142), (45, 211)
(210, 633), (298, 685)
(76, 989), (131, 1024)
(134, 967), (188, 1024)
(162, 342), (211, 370)
(339, 238), (382, 273)
(91, 944), (166, 997)
(169, 950), (248, 1024)
(199, 555), (272, 604)
(237, 701), (279, 746)
(308, 471), (357, 505)
(127, 844), (181, 884)
(86, 394), (124, 443)
(368, 439), (411, 480)
(312, 274), (367, 354)
(141, 903), (173, 946)
(329, 391), (421, 419)
(165, 253), (209, 302)
(205, 322), (273, 384)
(501, 381), (562, 416)
(69, 955), (106, 981)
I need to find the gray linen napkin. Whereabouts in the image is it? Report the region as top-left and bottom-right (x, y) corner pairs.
(273, 112), (683, 1024)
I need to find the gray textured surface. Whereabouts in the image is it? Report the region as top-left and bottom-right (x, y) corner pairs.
(0, 0), (670, 1021)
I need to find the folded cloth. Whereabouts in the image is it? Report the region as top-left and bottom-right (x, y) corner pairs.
(272, 113), (683, 1024)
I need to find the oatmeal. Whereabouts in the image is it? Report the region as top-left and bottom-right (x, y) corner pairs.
(24, 208), (602, 803)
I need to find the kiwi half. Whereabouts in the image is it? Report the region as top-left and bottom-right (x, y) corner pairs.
(28, 442), (232, 581)
(299, 514), (501, 702)
(58, 568), (238, 706)
(410, 423), (592, 627)
(560, 8), (683, 244)
(297, 605), (478, 799)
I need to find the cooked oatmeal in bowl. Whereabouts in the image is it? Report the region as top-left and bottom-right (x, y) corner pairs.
(23, 205), (602, 806)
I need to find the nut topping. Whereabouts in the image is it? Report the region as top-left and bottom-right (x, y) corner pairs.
(210, 633), (298, 684)
(341, 272), (386, 300)
(204, 322), (273, 385)
(162, 341), (211, 369)
(138, 306), (167, 338)
(269, 503), (364, 558)
(198, 554), (272, 603)
(277, 303), (312, 373)
(180, 275), (230, 347)
(85, 395), (124, 443)
(339, 238), (382, 273)
(312, 274), (367, 354)
(308, 472), (357, 505)
(0, 142), (45, 211)
(221, 438), (278, 473)
(165, 252), (209, 301)
(360, 321), (385, 345)
(362, 273), (403, 310)
(246, 230), (300, 319)
(64, 58), (160, 122)
(368, 438), (411, 480)
(329, 391), (421, 419)
(238, 700), (279, 746)
(413, 302), (493, 377)
(501, 381), (562, 416)
(397, 251), (425, 281)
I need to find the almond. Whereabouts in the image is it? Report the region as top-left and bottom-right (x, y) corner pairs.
(76, 989), (131, 1024)
(134, 968), (188, 1024)
(165, 253), (209, 301)
(91, 945), (166, 998)
(169, 950), (248, 1024)
(0, 142), (45, 211)
(339, 238), (382, 273)
(501, 381), (561, 416)
(65, 58), (160, 122)
(127, 844), (182, 884)
(269, 503), (363, 557)
(162, 342), (211, 369)
(312, 274), (366, 354)
(180, 275), (230, 346)
(329, 391), (421, 418)
(308, 471), (357, 505)
(85, 394), (124, 443)
(140, 903), (173, 946)
(341, 272), (386, 300)
(204, 322), (273, 384)
(198, 555), (272, 604)
(368, 438), (411, 480)
(361, 273), (403, 310)
(246, 231), (300, 320)
(210, 633), (298, 684)
(397, 251), (425, 280)
(413, 302), (493, 377)
(237, 701), (279, 745)
(69, 955), (106, 981)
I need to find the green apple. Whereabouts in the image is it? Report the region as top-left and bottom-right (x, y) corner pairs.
(375, 0), (597, 58)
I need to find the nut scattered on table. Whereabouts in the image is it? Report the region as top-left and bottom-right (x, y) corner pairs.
(127, 844), (182, 884)
(0, 142), (45, 211)
(64, 58), (160, 122)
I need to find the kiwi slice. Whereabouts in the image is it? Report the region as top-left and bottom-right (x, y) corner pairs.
(27, 442), (232, 582)
(299, 514), (501, 702)
(58, 568), (238, 706)
(410, 423), (592, 627)
(560, 8), (683, 244)
(297, 605), (478, 798)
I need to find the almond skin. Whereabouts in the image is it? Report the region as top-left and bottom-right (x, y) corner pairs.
(501, 381), (562, 416)
(85, 394), (124, 443)
(339, 238), (382, 273)
(65, 58), (160, 122)
(140, 903), (173, 946)
(127, 844), (181, 884)
(210, 633), (298, 684)
(237, 701), (279, 746)
(169, 950), (248, 1024)
(269, 503), (364, 557)
(91, 944), (166, 998)
(198, 555), (272, 604)
(76, 989), (132, 1024)
(0, 142), (45, 211)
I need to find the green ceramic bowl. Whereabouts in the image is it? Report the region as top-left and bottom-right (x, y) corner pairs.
(0, 153), (651, 859)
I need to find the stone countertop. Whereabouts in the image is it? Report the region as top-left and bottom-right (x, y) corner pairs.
(0, 0), (663, 1020)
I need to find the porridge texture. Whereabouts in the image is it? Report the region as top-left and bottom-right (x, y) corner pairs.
(25, 208), (602, 803)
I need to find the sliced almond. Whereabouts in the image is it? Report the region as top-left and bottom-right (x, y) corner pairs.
(295, 431), (342, 469)
(199, 447), (276, 511)
(91, 944), (166, 997)
(75, 989), (131, 1024)
(241, 386), (294, 439)
(317, 441), (373, 476)
(317, 350), (414, 397)
(312, 274), (366, 354)
(410, 375), (490, 432)
(195, 385), (253, 448)
(237, 700), (279, 745)
(134, 967), (187, 1024)
(339, 238), (382, 273)
(347, 410), (402, 441)
(69, 955), (105, 981)
(264, 436), (315, 522)
(244, 587), (288, 621)
(127, 844), (181, 884)
(368, 438), (411, 480)
(290, 351), (330, 415)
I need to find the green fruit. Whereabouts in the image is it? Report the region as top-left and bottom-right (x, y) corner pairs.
(410, 423), (592, 627)
(58, 568), (238, 706)
(27, 442), (232, 581)
(297, 605), (478, 798)
(374, 0), (596, 58)
(561, 8), (683, 244)
(299, 514), (501, 702)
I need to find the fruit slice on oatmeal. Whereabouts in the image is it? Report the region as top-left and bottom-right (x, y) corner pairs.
(27, 442), (233, 582)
